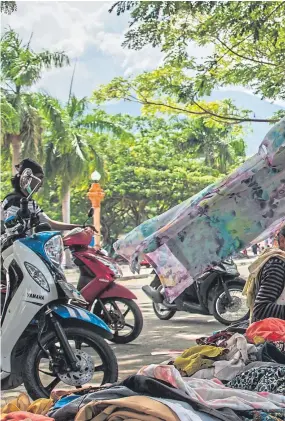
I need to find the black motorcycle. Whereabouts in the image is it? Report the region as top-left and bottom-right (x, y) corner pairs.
(142, 258), (249, 325)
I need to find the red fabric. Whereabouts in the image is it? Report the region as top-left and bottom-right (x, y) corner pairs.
(2, 412), (54, 421)
(246, 318), (285, 342)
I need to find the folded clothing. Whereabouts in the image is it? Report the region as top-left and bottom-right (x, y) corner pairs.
(257, 342), (285, 364)
(152, 398), (221, 421)
(224, 333), (257, 362)
(49, 386), (138, 421)
(74, 396), (180, 421)
(1, 394), (53, 417)
(174, 345), (226, 376)
(227, 365), (285, 394)
(191, 359), (245, 381)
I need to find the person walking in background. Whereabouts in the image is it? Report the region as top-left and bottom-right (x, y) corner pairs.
(252, 244), (258, 256)
(242, 248), (248, 258)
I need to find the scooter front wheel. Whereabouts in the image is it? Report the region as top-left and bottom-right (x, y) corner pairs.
(94, 298), (143, 344)
(23, 326), (118, 399)
(150, 278), (176, 320)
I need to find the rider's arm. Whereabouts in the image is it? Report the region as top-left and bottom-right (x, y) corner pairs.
(40, 213), (82, 231)
(40, 213), (96, 232)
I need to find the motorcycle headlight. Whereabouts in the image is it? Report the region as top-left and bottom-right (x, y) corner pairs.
(45, 235), (63, 266)
(24, 262), (50, 292)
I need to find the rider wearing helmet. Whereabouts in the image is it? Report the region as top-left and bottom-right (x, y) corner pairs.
(1, 158), (94, 232)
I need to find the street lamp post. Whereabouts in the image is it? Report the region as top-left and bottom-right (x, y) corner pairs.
(87, 171), (105, 248)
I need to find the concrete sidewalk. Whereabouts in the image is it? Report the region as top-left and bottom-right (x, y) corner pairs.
(234, 257), (255, 266)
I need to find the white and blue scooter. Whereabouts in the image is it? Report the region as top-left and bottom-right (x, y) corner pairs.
(1, 168), (118, 399)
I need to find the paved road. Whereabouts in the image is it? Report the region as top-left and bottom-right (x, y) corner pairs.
(107, 262), (249, 380)
(2, 263), (249, 400)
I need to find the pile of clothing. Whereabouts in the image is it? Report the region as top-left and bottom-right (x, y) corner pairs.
(1, 393), (53, 421)
(2, 319), (285, 421)
(172, 329), (285, 394)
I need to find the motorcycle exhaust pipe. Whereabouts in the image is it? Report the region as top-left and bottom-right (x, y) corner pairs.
(142, 285), (164, 303)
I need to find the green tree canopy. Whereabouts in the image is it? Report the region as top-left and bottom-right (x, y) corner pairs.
(89, 115), (245, 242)
(110, 1), (285, 120)
(92, 68), (261, 126)
(1, 1), (17, 14)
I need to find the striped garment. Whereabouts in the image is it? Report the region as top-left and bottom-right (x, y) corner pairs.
(252, 257), (285, 321)
(1, 192), (48, 235)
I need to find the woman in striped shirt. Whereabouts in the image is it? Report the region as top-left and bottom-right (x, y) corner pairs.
(252, 226), (285, 321)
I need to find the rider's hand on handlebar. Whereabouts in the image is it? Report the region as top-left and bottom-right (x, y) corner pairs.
(85, 225), (98, 233)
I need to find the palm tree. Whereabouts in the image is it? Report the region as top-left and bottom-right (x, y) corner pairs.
(41, 94), (128, 225)
(185, 119), (243, 173)
(41, 94), (129, 268)
(1, 29), (69, 173)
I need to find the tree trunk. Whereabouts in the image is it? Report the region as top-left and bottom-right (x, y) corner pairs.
(62, 188), (71, 224)
(11, 134), (21, 175)
(62, 187), (73, 269)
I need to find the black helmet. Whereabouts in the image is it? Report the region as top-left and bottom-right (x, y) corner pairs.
(15, 158), (44, 176)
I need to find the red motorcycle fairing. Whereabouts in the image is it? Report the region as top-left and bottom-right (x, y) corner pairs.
(82, 280), (137, 303)
(73, 249), (116, 280)
(63, 227), (93, 247)
(72, 249), (137, 303)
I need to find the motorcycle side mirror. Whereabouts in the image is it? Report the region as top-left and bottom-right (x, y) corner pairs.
(34, 223), (52, 233)
(83, 207), (94, 228)
(20, 168), (42, 199)
(88, 208), (94, 218)
(19, 168), (33, 191)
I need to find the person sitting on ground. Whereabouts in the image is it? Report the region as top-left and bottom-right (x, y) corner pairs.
(243, 225), (285, 322)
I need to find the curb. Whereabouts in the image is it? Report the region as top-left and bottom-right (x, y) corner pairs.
(119, 274), (153, 281)
(64, 260), (253, 281)
(234, 259), (254, 267)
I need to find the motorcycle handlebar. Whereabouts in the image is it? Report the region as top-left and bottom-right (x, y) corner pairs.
(17, 198), (31, 220)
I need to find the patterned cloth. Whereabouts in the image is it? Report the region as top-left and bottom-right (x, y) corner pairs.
(137, 364), (285, 410)
(238, 410), (285, 421)
(115, 118), (285, 302)
(228, 366), (285, 394)
(196, 332), (233, 347)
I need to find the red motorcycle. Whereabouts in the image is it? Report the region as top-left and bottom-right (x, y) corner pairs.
(63, 221), (143, 344)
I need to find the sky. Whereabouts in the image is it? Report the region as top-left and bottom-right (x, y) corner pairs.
(2, 1), (285, 155)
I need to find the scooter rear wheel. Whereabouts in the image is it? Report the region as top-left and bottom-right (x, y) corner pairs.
(212, 279), (249, 325)
(94, 298), (143, 344)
